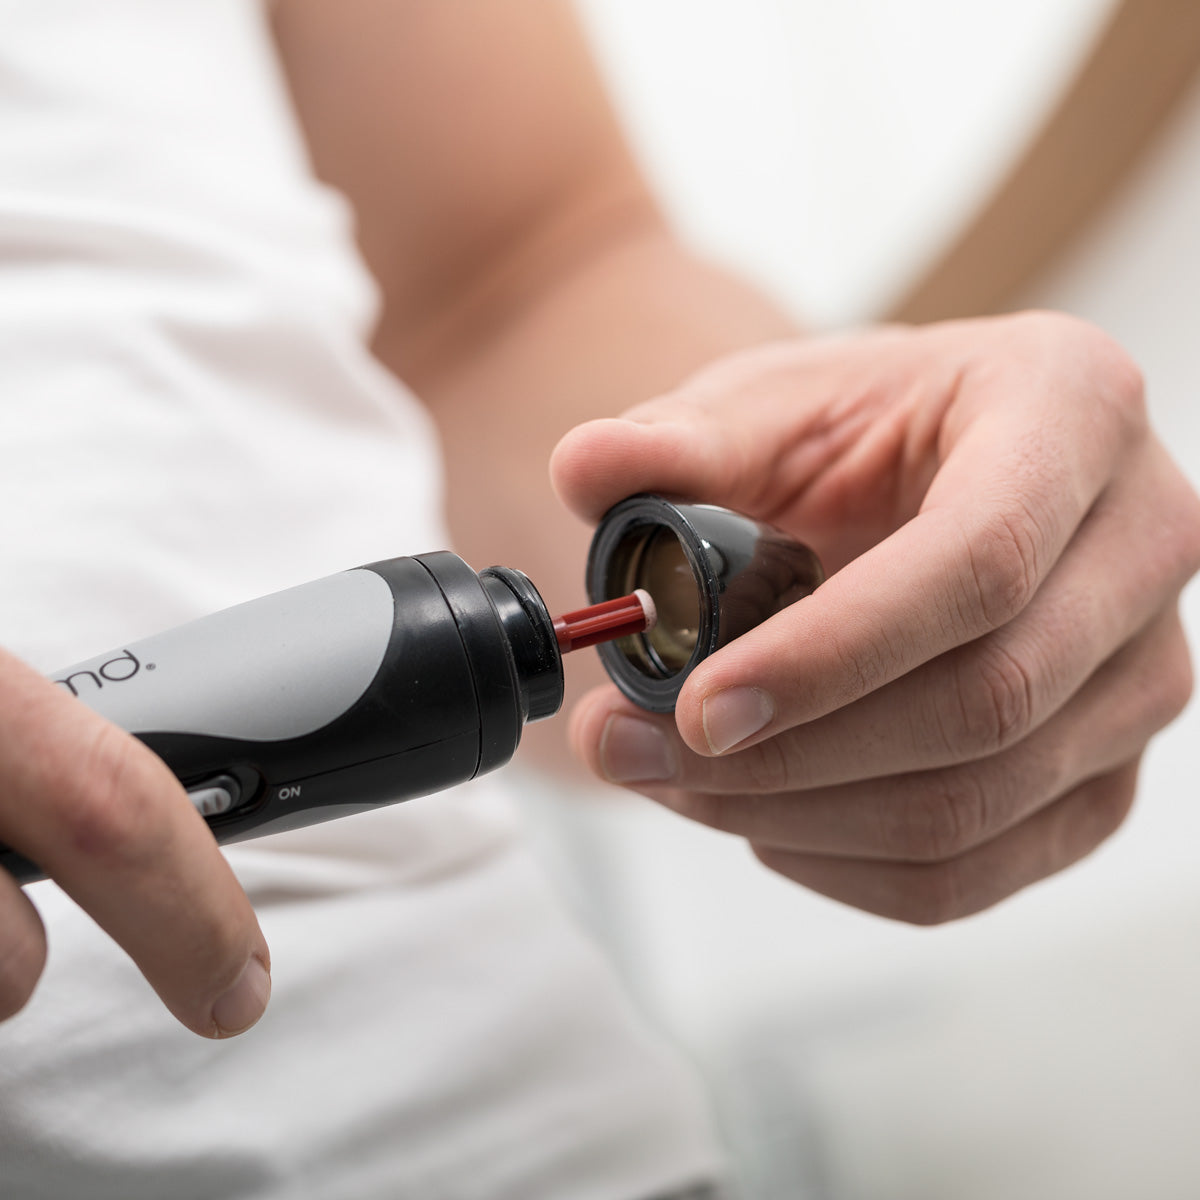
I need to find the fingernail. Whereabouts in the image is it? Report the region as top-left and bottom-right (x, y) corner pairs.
(212, 956), (271, 1038)
(702, 687), (775, 754)
(600, 715), (676, 783)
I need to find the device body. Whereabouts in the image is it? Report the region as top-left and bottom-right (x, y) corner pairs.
(0, 553), (563, 884)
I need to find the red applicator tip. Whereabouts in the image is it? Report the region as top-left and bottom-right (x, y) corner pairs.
(553, 589), (657, 654)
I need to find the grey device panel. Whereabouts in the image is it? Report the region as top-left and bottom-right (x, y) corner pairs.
(50, 569), (395, 742)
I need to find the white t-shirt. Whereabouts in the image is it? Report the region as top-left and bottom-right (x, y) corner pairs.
(0, 2), (722, 1196)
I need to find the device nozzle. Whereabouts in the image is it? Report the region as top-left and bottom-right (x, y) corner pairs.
(553, 590), (657, 654)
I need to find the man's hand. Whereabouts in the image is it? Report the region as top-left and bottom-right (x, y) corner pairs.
(554, 312), (1200, 923)
(0, 650), (271, 1034)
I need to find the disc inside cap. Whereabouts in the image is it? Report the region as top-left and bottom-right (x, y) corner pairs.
(586, 494), (824, 713)
(613, 525), (700, 675)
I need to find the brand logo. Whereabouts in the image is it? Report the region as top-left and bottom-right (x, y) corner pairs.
(53, 650), (141, 697)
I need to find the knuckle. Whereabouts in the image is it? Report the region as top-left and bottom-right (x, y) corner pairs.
(1134, 464), (1200, 599)
(963, 508), (1042, 630)
(829, 627), (895, 705)
(1148, 626), (1195, 732)
(1013, 311), (1147, 429)
(750, 841), (791, 881)
(895, 864), (970, 927)
(1127, 613), (1194, 737)
(1172, 481), (1200, 581)
(880, 773), (989, 862)
(50, 724), (165, 868)
(1085, 330), (1147, 430)
(1164, 649), (1195, 726)
(950, 643), (1036, 755)
(1086, 770), (1138, 845)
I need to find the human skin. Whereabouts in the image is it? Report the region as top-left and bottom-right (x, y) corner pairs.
(0, 0), (1196, 1031)
(0, 652), (272, 1037)
(554, 318), (1200, 921)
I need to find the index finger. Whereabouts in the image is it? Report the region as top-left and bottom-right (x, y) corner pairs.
(682, 404), (1141, 758)
(0, 650), (271, 1037)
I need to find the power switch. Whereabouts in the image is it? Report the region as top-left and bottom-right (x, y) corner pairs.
(187, 775), (242, 819)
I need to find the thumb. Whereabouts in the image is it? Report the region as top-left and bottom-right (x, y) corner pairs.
(550, 414), (745, 524)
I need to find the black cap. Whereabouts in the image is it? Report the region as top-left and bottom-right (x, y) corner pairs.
(586, 495), (824, 712)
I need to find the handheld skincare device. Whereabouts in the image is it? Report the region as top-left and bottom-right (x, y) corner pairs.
(0, 498), (820, 884)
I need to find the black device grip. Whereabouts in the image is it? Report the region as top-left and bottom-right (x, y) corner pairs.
(0, 553), (563, 885)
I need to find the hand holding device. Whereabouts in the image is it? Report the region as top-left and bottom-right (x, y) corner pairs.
(556, 313), (1200, 923)
(0, 505), (821, 1031)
